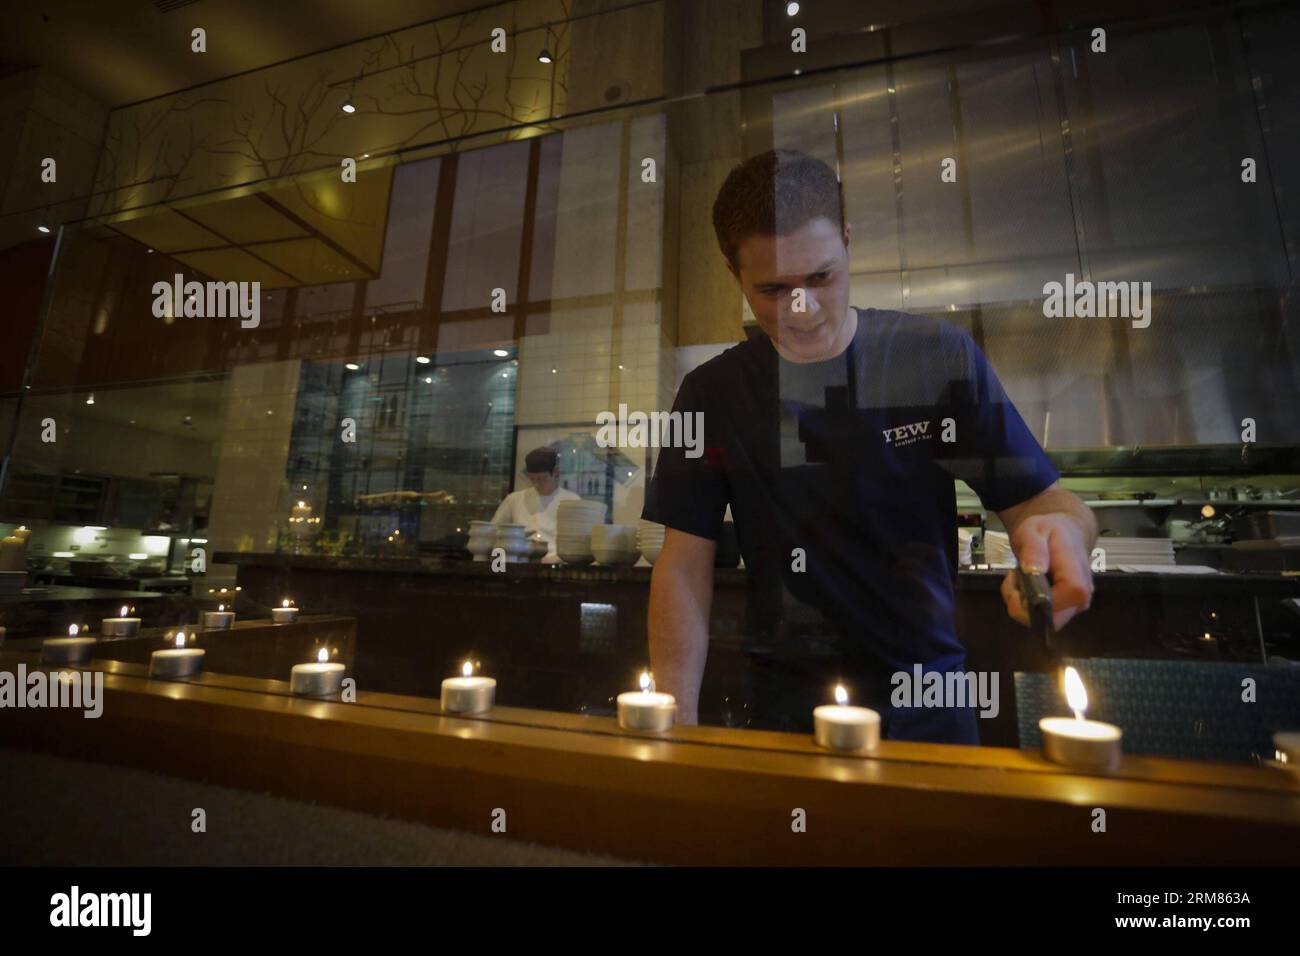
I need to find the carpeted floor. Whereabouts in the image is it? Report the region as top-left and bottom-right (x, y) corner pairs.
(0, 746), (643, 866)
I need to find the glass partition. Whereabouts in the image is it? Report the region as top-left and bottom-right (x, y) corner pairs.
(2, 0), (1298, 777)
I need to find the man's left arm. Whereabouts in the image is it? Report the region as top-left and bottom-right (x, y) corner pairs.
(995, 481), (1098, 631)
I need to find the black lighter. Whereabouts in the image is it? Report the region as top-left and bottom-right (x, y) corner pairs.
(1015, 562), (1058, 660)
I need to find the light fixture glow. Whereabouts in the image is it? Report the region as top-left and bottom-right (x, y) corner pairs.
(416, 355), (431, 364)
(345, 362), (360, 371)
(787, 1), (800, 15)
(538, 49), (553, 64)
(493, 349), (509, 357)
(37, 223), (51, 234)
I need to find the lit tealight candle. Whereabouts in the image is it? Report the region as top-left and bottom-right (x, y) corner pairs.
(617, 671), (676, 732)
(272, 598), (300, 624)
(1039, 666), (1123, 770)
(813, 684), (881, 752)
(290, 647), (345, 697)
(441, 660), (496, 714)
(42, 624), (96, 664)
(102, 604), (141, 637)
(202, 603), (235, 630)
(150, 631), (205, 679)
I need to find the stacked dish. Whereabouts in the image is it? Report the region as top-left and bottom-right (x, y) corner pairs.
(984, 530), (1013, 567)
(592, 524), (639, 565)
(957, 528), (974, 567)
(1096, 536), (1175, 568)
(556, 499), (606, 565)
(637, 520), (666, 564)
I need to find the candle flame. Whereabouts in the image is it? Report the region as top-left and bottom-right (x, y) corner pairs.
(639, 671), (654, 693)
(176, 631), (186, 647)
(1063, 666), (1088, 721)
(218, 604), (225, 612)
(282, 599), (291, 608)
(462, 660), (473, 677)
(68, 624), (79, 637)
(834, 684), (848, 706)
(317, 648), (328, 664)
(120, 605), (128, 617)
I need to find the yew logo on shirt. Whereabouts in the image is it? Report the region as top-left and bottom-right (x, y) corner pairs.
(882, 420), (933, 447)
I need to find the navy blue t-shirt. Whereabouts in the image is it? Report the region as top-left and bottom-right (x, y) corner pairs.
(642, 306), (1058, 682)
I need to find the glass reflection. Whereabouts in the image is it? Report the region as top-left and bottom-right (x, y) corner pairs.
(0, 0), (1297, 782)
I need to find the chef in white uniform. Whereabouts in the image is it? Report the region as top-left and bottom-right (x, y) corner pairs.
(490, 447), (580, 559)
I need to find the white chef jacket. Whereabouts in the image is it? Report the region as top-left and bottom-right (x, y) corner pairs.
(489, 486), (581, 554)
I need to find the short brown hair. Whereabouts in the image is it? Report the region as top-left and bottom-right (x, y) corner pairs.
(712, 149), (845, 270)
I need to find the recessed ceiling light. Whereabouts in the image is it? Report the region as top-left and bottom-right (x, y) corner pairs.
(787, 2), (800, 16)
(37, 223), (50, 234)
(493, 349), (509, 357)
(345, 363), (360, 370)
(415, 355), (430, 364)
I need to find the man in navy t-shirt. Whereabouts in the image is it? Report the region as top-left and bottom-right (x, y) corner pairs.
(641, 150), (1098, 744)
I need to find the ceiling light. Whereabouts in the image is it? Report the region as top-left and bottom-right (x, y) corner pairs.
(345, 363), (360, 370)
(416, 355), (431, 364)
(341, 99), (356, 113)
(493, 349), (509, 357)
(85, 394), (95, 405)
(37, 223), (51, 234)
(538, 49), (553, 64)
(787, 2), (800, 15)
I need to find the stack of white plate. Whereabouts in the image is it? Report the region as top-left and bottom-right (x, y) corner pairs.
(556, 499), (606, 564)
(957, 528), (974, 567)
(1096, 536), (1175, 567)
(592, 524), (638, 565)
(984, 530), (1013, 567)
(637, 520), (666, 564)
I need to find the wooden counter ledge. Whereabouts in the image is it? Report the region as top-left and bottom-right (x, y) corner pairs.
(1, 649), (1297, 865)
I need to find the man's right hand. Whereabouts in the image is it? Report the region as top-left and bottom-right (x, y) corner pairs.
(646, 526), (716, 726)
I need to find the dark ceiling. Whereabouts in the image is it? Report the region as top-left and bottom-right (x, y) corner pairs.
(0, 0), (491, 107)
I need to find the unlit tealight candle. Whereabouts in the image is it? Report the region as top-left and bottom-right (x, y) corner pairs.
(290, 648), (344, 696)
(42, 624), (96, 664)
(441, 660), (496, 714)
(202, 604), (235, 629)
(272, 598), (300, 624)
(1039, 667), (1122, 771)
(617, 671), (676, 732)
(814, 685), (881, 752)
(102, 605), (141, 636)
(150, 631), (205, 678)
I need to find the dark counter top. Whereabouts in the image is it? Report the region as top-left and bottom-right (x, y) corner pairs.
(214, 551), (1300, 595)
(0, 585), (174, 605)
